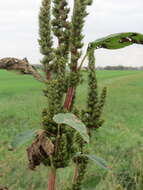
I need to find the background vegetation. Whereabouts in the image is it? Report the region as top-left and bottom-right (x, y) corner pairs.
(0, 69), (143, 190)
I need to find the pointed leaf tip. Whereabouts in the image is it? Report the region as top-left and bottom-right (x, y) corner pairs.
(75, 153), (111, 170)
(85, 154), (111, 170)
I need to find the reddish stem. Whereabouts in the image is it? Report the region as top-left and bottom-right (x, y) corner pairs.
(72, 165), (79, 184)
(64, 87), (75, 110)
(46, 72), (51, 80)
(63, 44), (80, 184)
(64, 86), (79, 185)
(47, 168), (57, 190)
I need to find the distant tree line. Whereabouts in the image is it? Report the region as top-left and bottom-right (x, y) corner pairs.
(32, 64), (143, 71)
(83, 65), (143, 71)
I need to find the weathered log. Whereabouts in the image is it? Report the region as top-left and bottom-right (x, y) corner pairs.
(0, 57), (46, 82)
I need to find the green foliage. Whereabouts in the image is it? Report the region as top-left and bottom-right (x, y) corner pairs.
(72, 155), (89, 190)
(74, 152), (110, 171)
(70, 0), (89, 71)
(37, 3), (143, 186)
(10, 129), (37, 149)
(1, 0), (143, 189)
(39, 0), (53, 74)
(36, 2), (99, 184)
(52, 0), (70, 58)
(80, 154), (110, 170)
(81, 50), (107, 133)
(1, 71), (143, 189)
(88, 32), (143, 50)
(82, 175), (101, 189)
(53, 113), (89, 143)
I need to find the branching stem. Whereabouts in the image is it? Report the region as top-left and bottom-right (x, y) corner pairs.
(78, 51), (88, 71)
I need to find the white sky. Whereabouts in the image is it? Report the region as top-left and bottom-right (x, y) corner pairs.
(0, 0), (143, 67)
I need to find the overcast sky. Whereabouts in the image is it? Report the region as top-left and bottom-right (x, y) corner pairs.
(0, 0), (143, 67)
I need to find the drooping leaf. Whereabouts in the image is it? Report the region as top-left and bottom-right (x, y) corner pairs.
(27, 130), (54, 170)
(88, 32), (143, 50)
(53, 113), (89, 143)
(75, 153), (111, 170)
(36, 130), (54, 156)
(10, 129), (38, 149)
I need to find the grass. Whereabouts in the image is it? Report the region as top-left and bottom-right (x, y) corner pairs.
(0, 69), (143, 190)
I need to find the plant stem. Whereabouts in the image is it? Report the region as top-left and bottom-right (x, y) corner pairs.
(47, 167), (57, 190)
(46, 71), (51, 80)
(64, 87), (80, 185)
(55, 124), (60, 153)
(78, 52), (88, 71)
(72, 164), (79, 184)
(64, 87), (75, 110)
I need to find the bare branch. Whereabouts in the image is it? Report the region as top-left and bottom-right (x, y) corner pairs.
(0, 57), (46, 83)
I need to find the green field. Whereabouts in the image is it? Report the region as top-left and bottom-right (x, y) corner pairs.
(0, 70), (143, 190)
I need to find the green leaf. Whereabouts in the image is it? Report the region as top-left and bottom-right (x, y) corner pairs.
(76, 153), (111, 170)
(85, 154), (111, 170)
(88, 32), (143, 50)
(82, 175), (101, 189)
(10, 129), (37, 149)
(53, 113), (89, 143)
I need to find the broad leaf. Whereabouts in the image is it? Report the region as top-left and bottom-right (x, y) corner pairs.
(10, 129), (38, 149)
(53, 113), (89, 143)
(76, 153), (111, 170)
(88, 32), (143, 50)
(82, 175), (101, 189)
